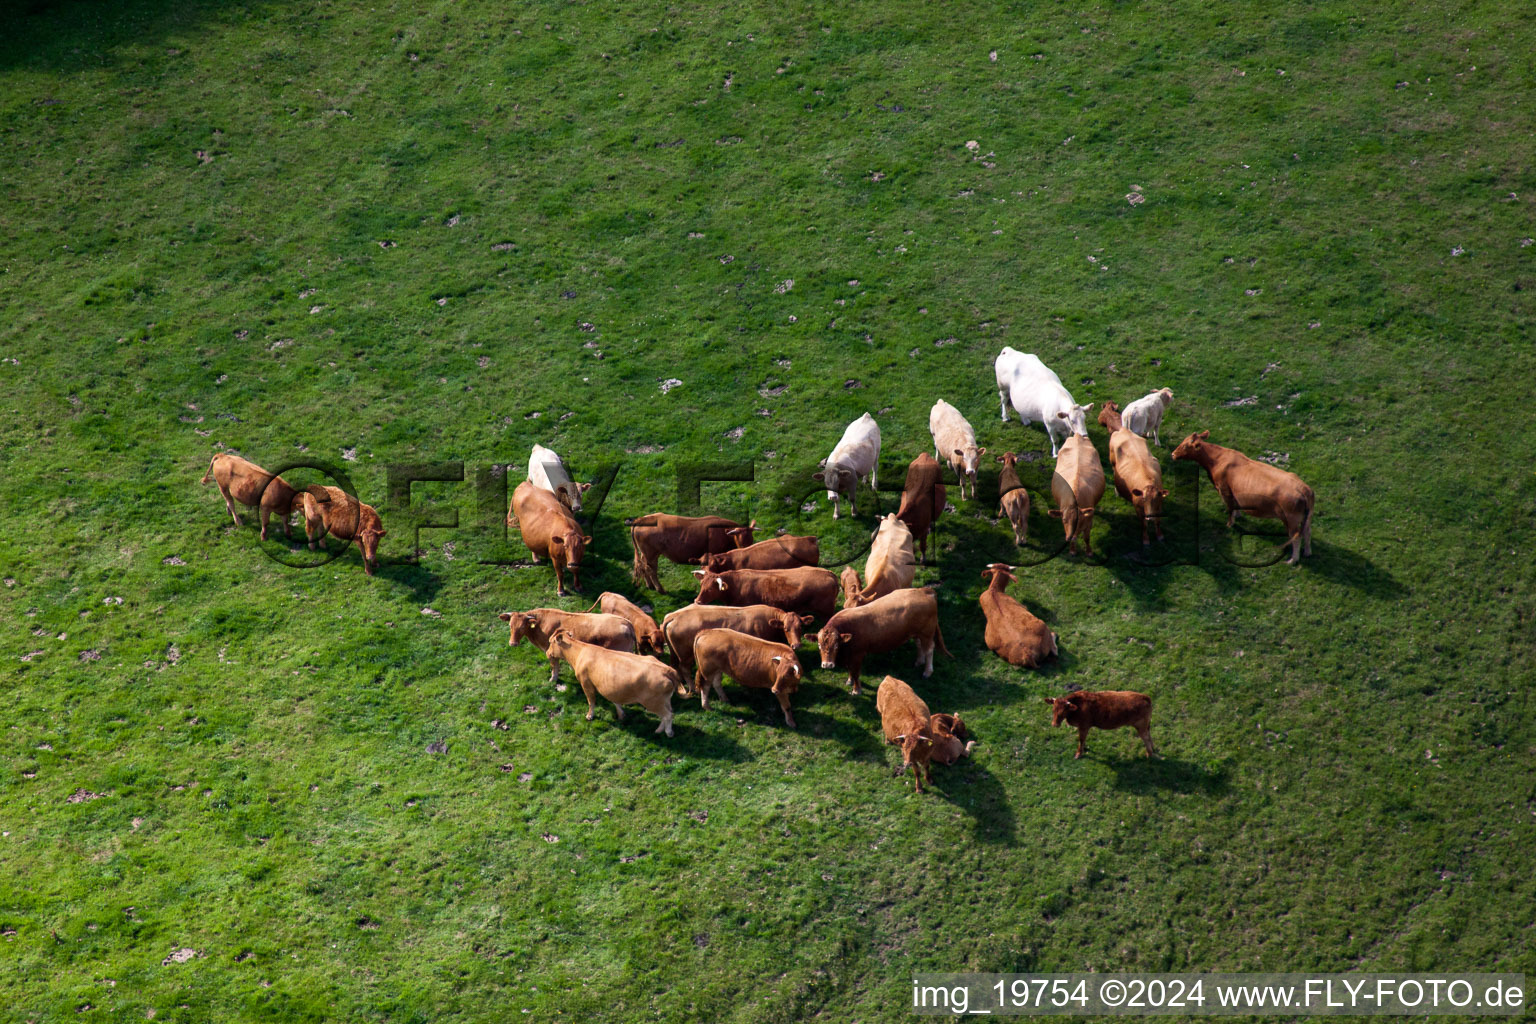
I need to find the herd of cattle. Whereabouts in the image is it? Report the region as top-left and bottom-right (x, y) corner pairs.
(200, 347), (1316, 792)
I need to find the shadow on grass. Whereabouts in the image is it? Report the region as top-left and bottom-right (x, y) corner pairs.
(1302, 539), (1409, 598)
(927, 758), (1017, 844)
(375, 561), (445, 604)
(616, 714), (754, 762)
(1, 0), (263, 72)
(1109, 754), (1231, 796)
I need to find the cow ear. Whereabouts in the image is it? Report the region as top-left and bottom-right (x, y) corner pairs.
(375, 528), (387, 537)
(1056, 411), (1068, 420)
(579, 482), (592, 492)
(771, 656), (781, 664)
(582, 535), (593, 544)
(995, 454), (1005, 463)
(840, 632), (853, 643)
(1160, 488), (1170, 498)
(498, 612), (512, 621)
(525, 615), (539, 627)
(716, 578), (727, 591)
(800, 615), (815, 625)
(977, 447), (986, 456)
(1042, 696), (1056, 705)
(692, 569), (706, 577)
(1048, 509), (1063, 518)
(549, 535), (564, 546)
(1132, 488), (1142, 498)
(953, 448), (964, 457)
(1197, 430), (1210, 440)
(1079, 403), (1093, 413)
(812, 471), (825, 481)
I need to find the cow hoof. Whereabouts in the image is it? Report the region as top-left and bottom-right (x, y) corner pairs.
(585, 712), (595, 721)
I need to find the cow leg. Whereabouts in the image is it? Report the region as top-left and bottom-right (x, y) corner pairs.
(1137, 723), (1157, 758)
(217, 483), (241, 525)
(920, 635), (936, 677)
(831, 493), (840, 520)
(870, 465), (878, 493)
(611, 701), (627, 721)
(1075, 725), (1090, 759)
(655, 703), (674, 738)
(1303, 511), (1313, 556)
(999, 387), (1010, 422)
(547, 656), (560, 684)
(258, 507), (272, 541)
(776, 691), (796, 729)
(579, 679), (599, 721)
(847, 657), (864, 696)
(711, 672), (726, 704)
(552, 563), (566, 597)
(692, 667), (713, 709)
(910, 761), (924, 794)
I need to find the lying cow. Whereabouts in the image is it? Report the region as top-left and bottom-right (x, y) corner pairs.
(875, 675), (935, 793)
(895, 453), (946, 564)
(692, 565), (839, 621)
(547, 630), (685, 737)
(1049, 434), (1104, 556)
(858, 513), (916, 605)
(929, 399), (986, 500)
(814, 412), (880, 519)
(627, 513), (752, 591)
(660, 603), (812, 675)
(996, 452), (1031, 546)
(510, 480), (589, 595)
(1121, 387), (1173, 446)
(499, 607), (636, 682)
(1001, 348), (1092, 457)
(1043, 690), (1156, 759)
(295, 485), (387, 575)
(839, 565), (863, 609)
(581, 592), (664, 657)
(200, 452), (299, 541)
(697, 528), (820, 572)
(928, 712), (977, 766)
(978, 564), (1058, 669)
(1171, 430), (1314, 564)
(528, 443), (591, 511)
(815, 586), (949, 695)
(690, 627), (803, 727)
(1101, 401), (1168, 545)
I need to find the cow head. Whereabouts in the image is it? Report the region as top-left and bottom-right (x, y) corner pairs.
(357, 509), (387, 575)
(636, 623), (666, 656)
(816, 626), (853, 669)
(1055, 403), (1094, 438)
(1171, 430), (1211, 462)
(839, 566), (863, 608)
(1047, 505), (1094, 548)
(725, 520), (758, 549)
(769, 654), (802, 696)
(546, 628), (576, 662)
(1097, 400), (1123, 432)
(780, 612), (815, 649)
(554, 481), (592, 513)
(1155, 387), (1174, 404)
(951, 443), (986, 479)
(812, 464), (855, 497)
(1044, 693), (1085, 728)
(691, 569), (728, 605)
(498, 611), (544, 647)
(1131, 485), (1170, 518)
(980, 563), (1017, 588)
(548, 525), (592, 587)
(892, 728), (934, 775)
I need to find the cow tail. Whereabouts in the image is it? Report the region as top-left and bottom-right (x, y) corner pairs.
(200, 454), (218, 485)
(583, 596), (602, 614)
(661, 619), (681, 669)
(934, 617), (953, 659)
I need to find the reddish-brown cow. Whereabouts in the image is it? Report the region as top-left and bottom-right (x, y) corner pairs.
(659, 604), (812, 675)
(927, 712), (977, 766)
(509, 480), (590, 595)
(627, 513), (753, 591)
(995, 452), (1031, 546)
(978, 564), (1058, 669)
(1043, 690), (1156, 759)
(1100, 401), (1168, 545)
(692, 566), (839, 621)
(582, 592), (665, 656)
(875, 675), (935, 793)
(499, 608), (635, 682)
(815, 587), (949, 695)
(895, 453), (947, 564)
(1172, 431), (1314, 565)
(296, 485), (387, 575)
(201, 453), (300, 541)
(690, 628), (803, 727)
(697, 529), (820, 572)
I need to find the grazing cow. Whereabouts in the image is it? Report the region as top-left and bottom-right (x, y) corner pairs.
(660, 604), (812, 675)
(697, 529), (820, 572)
(528, 443), (591, 512)
(839, 565), (864, 609)
(510, 480), (590, 595)
(996, 452), (1031, 546)
(1100, 401), (1168, 545)
(994, 346), (1030, 422)
(296, 485), (387, 575)
(875, 675), (935, 793)
(1049, 435), (1105, 556)
(1002, 350), (1092, 457)
(814, 413), (880, 519)
(929, 399), (986, 500)
(815, 587), (949, 695)
(859, 513), (916, 605)
(582, 592), (664, 656)
(978, 564), (1058, 668)
(690, 628), (803, 726)
(627, 513), (752, 591)
(692, 566), (839, 621)
(1121, 388), (1174, 446)
(200, 453), (299, 541)
(1043, 690), (1156, 759)
(1172, 431), (1314, 564)
(895, 453), (946, 564)
(547, 630), (685, 736)
(499, 608), (636, 682)
(927, 712), (977, 766)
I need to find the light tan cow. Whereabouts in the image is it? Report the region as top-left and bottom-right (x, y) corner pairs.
(1101, 401), (1168, 545)
(996, 452), (1031, 546)
(200, 453), (299, 541)
(509, 480), (590, 596)
(858, 513), (916, 605)
(839, 565), (864, 609)
(499, 608), (636, 682)
(929, 399), (986, 500)
(690, 628), (803, 727)
(583, 592), (665, 656)
(295, 485), (387, 575)
(1172, 430), (1314, 564)
(1049, 435), (1104, 556)
(547, 630), (686, 736)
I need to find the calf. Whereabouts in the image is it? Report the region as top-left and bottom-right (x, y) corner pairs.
(691, 627), (803, 727)
(582, 592), (664, 656)
(929, 399), (986, 499)
(528, 443), (591, 511)
(1049, 435), (1105, 556)
(1172, 430), (1314, 564)
(928, 712), (977, 766)
(1101, 401), (1168, 545)
(895, 453), (946, 564)
(1004, 350), (1092, 457)
(995, 452), (1031, 546)
(1043, 690), (1156, 759)
(978, 564), (1058, 669)
(815, 587), (949, 695)
(499, 608), (636, 682)
(296, 485), (387, 575)
(814, 412), (880, 519)
(660, 604), (812, 675)
(547, 631), (685, 737)
(698, 529), (819, 572)
(839, 565), (864, 609)
(627, 513), (752, 591)
(510, 480), (590, 595)
(692, 565), (839, 621)
(1121, 387), (1173, 446)
(200, 453), (299, 541)
(875, 675), (935, 793)
(859, 513), (916, 605)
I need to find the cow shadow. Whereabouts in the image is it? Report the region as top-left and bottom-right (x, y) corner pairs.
(925, 759), (1017, 844)
(1299, 539), (1409, 598)
(616, 714), (754, 762)
(375, 561), (446, 604)
(1108, 753), (1230, 796)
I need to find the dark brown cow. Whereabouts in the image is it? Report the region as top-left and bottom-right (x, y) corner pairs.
(814, 587), (949, 695)
(296, 485), (387, 575)
(1043, 690), (1156, 759)
(660, 604), (812, 675)
(697, 530), (820, 572)
(927, 712), (977, 766)
(1101, 401), (1168, 545)
(895, 453), (947, 564)
(499, 608), (635, 682)
(509, 480), (590, 595)
(627, 513), (753, 591)
(996, 452), (1031, 546)
(1172, 431), (1314, 564)
(692, 566), (839, 621)
(978, 564), (1058, 669)
(201, 453), (300, 541)
(876, 675), (935, 793)
(582, 592), (665, 656)
(690, 628), (803, 727)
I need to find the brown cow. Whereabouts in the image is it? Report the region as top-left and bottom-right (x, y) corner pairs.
(1101, 401), (1167, 545)
(1172, 430), (1314, 564)
(660, 604), (812, 675)
(627, 513), (753, 591)
(295, 485), (387, 575)
(547, 630), (685, 736)
(1049, 434), (1104, 556)
(875, 675), (935, 793)
(996, 452), (1031, 546)
(858, 513), (916, 605)
(697, 529), (820, 572)
(200, 453), (300, 541)
(895, 453), (947, 564)
(692, 566), (839, 621)
(815, 587), (950, 695)
(510, 480), (590, 596)
(978, 564), (1058, 669)
(1044, 690), (1156, 759)
(839, 565), (864, 609)
(582, 592), (665, 656)
(499, 608), (636, 682)
(691, 628), (803, 727)
(928, 712), (978, 766)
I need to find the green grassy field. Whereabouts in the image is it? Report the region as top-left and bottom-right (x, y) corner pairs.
(3, 0), (1534, 1019)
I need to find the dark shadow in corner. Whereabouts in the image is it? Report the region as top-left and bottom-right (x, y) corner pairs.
(1109, 754), (1231, 796)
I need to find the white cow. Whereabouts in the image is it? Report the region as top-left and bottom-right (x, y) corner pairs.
(1121, 388), (1174, 446)
(814, 413), (880, 519)
(527, 444), (590, 512)
(929, 399), (986, 500)
(994, 346), (1030, 421)
(1003, 352), (1092, 457)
